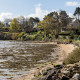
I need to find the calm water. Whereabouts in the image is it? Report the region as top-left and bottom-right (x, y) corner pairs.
(0, 41), (58, 80)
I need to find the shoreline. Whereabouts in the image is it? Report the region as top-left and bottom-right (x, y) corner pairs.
(12, 43), (77, 80)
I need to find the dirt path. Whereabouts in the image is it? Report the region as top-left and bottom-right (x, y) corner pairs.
(55, 44), (77, 64)
(12, 43), (77, 80)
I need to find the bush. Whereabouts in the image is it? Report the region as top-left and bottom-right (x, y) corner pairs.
(18, 32), (25, 38)
(64, 47), (80, 64)
(26, 35), (36, 41)
(30, 35), (36, 40)
(4, 32), (12, 40)
(59, 32), (70, 35)
(34, 31), (45, 40)
(11, 33), (18, 40)
(22, 35), (26, 41)
(74, 35), (79, 40)
(37, 36), (43, 41)
(49, 34), (53, 38)
(68, 39), (72, 43)
(2, 27), (10, 32)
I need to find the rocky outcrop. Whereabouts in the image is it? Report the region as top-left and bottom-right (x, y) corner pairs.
(33, 63), (80, 80)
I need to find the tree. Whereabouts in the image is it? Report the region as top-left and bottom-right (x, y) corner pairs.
(4, 18), (12, 27)
(34, 17), (40, 23)
(47, 12), (54, 17)
(17, 16), (25, 25)
(47, 11), (62, 37)
(24, 17), (40, 33)
(74, 7), (80, 20)
(38, 16), (56, 37)
(0, 22), (4, 28)
(4, 18), (12, 24)
(23, 20), (30, 33)
(16, 16), (26, 31)
(59, 10), (69, 27)
(47, 11), (59, 21)
(23, 17), (34, 33)
(10, 18), (22, 32)
(41, 11), (69, 38)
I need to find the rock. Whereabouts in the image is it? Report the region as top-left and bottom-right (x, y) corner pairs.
(34, 71), (42, 77)
(79, 61), (80, 65)
(46, 68), (53, 71)
(33, 63), (80, 80)
(61, 76), (69, 80)
(70, 73), (80, 80)
(54, 64), (63, 69)
(61, 70), (70, 74)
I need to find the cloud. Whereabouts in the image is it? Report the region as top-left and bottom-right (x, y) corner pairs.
(66, 1), (80, 7)
(28, 4), (53, 20)
(0, 12), (13, 21)
(68, 13), (73, 17)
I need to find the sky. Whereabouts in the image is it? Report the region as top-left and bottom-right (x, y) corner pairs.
(0, 0), (80, 21)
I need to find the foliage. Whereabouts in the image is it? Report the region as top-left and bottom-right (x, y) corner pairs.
(26, 35), (36, 40)
(64, 47), (80, 64)
(68, 39), (72, 43)
(10, 18), (22, 32)
(74, 35), (79, 40)
(0, 22), (4, 27)
(4, 32), (12, 40)
(2, 27), (10, 32)
(59, 32), (70, 35)
(74, 7), (80, 20)
(59, 10), (69, 27)
(38, 16), (56, 37)
(18, 32), (25, 38)
(11, 33), (18, 40)
(24, 17), (40, 33)
(0, 7), (80, 41)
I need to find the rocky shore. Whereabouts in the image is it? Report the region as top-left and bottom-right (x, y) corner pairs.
(33, 63), (80, 80)
(12, 43), (76, 80)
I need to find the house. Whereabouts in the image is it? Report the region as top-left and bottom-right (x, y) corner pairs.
(68, 19), (80, 28)
(5, 23), (10, 27)
(72, 19), (80, 28)
(61, 18), (80, 32)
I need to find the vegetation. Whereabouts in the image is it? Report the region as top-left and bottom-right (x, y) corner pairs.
(10, 18), (22, 32)
(64, 47), (80, 64)
(0, 7), (80, 41)
(74, 7), (80, 20)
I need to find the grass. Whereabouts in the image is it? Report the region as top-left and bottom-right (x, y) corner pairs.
(3, 32), (11, 34)
(64, 47), (80, 64)
(73, 40), (80, 43)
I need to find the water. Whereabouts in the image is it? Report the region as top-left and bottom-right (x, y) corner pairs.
(0, 41), (58, 80)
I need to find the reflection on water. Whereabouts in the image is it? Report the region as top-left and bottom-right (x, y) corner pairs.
(0, 41), (58, 80)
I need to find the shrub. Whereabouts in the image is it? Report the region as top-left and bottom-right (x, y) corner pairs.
(18, 32), (25, 38)
(34, 31), (45, 40)
(68, 39), (72, 43)
(22, 35), (26, 41)
(59, 32), (70, 35)
(30, 35), (36, 40)
(26, 35), (36, 41)
(26, 35), (30, 40)
(74, 35), (79, 40)
(37, 36), (43, 41)
(49, 34), (53, 38)
(4, 32), (12, 40)
(64, 47), (80, 64)
(11, 33), (18, 40)
(2, 27), (10, 32)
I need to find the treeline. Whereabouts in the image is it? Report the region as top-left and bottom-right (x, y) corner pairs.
(10, 17), (40, 33)
(0, 7), (80, 41)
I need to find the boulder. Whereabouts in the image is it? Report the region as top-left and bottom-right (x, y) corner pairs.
(70, 73), (80, 80)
